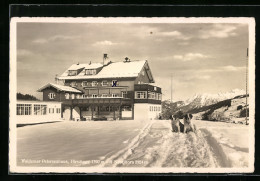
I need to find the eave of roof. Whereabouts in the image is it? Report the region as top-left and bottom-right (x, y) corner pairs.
(37, 83), (82, 93)
(59, 60), (147, 80)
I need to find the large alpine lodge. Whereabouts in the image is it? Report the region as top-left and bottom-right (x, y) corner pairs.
(36, 55), (162, 121)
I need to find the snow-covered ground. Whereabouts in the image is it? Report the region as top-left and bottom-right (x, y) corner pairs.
(17, 119), (249, 168)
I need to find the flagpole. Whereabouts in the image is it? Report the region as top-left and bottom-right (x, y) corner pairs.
(246, 48), (248, 125)
(171, 73), (172, 103)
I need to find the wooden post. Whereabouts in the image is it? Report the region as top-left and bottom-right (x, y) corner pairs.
(132, 104), (134, 120)
(79, 107), (82, 120)
(91, 106), (94, 120)
(119, 99), (122, 120)
(113, 106), (116, 120)
(70, 106), (73, 121)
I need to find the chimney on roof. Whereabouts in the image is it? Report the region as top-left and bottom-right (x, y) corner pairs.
(124, 57), (130, 62)
(103, 53), (109, 65)
(55, 74), (59, 84)
(77, 62), (79, 65)
(89, 61), (92, 65)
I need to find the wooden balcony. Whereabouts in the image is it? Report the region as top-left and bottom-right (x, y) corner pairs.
(62, 97), (133, 107)
(134, 84), (162, 93)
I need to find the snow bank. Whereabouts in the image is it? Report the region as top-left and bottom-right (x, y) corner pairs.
(196, 120), (249, 167)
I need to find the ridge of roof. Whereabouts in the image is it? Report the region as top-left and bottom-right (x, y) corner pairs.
(59, 60), (147, 80)
(37, 83), (82, 93)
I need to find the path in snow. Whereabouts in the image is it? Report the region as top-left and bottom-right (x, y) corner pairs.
(101, 120), (231, 167)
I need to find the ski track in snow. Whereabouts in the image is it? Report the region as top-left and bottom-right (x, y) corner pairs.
(100, 120), (232, 168)
(99, 120), (155, 167)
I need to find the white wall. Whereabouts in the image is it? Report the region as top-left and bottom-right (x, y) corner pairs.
(63, 106), (71, 120)
(16, 101), (62, 124)
(134, 103), (161, 121)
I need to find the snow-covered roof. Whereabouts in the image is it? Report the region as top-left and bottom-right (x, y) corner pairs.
(59, 60), (148, 80)
(67, 63), (103, 71)
(37, 83), (82, 93)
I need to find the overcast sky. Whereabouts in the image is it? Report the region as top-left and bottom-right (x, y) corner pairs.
(16, 22), (248, 101)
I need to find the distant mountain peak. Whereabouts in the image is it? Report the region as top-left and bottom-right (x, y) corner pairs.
(184, 89), (246, 107)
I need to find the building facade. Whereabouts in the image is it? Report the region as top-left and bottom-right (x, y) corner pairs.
(16, 100), (62, 124)
(38, 58), (162, 121)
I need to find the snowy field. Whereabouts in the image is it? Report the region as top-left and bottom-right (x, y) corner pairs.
(17, 119), (249, 168)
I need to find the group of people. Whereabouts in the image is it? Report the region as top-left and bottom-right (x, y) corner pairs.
(169, 113), (197, 133)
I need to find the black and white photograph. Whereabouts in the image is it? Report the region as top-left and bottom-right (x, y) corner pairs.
(9, 17), (255, 173)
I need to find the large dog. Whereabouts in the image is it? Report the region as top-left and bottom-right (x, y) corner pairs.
(170, 115), (184, 133)
(183, 113), (196, 133)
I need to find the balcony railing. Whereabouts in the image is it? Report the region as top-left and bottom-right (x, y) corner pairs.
(62, 97), (132, 106)
(134, 84), (162, 93)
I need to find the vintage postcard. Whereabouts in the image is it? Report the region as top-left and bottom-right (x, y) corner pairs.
(9, 17), (255, 173)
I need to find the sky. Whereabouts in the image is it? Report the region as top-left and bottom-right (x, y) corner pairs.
(16, 22), (249, 101)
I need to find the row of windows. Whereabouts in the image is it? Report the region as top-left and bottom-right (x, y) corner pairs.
(70, 80), (119, 87)
(150, 106), (161, 112)
(81, 106), (131, 112)
(81, 106), (120, 112)
(135, 91), (162, 100)
(17, 104), (60, 115)
(68, 69), (97, 76)
(48, 108), (61, 114)
(65, 92), (127, 99)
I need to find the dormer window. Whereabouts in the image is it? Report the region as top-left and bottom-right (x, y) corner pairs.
(82, 81), (88, 87)
(101, 80), (108, 86)
(92, 81), (98, 87)
(85, 69), (96, 75)
(68, 70), (77, 76)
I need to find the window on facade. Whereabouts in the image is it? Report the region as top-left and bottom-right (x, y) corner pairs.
(85, 69), (92, 75)
(122, 106), (131, 111)
(102, 94), (108, 97)
(82, 81), (88, 87)
(85, 69), (96, 75)
(135, 91), (147, 99)
(122, 91), (127, 98)
(41, 105), (47, 115)
(17, 104), (32, 115)
(70, 81), (77, 87)
(68, 70), (77, 76)
(92, 81), (98, 87)
(34, 105), (41, 115)
(102, 80), (108, 86)
(34, 105), (47, 115)
(56, 108), (61, 113)
(65, 93), (70, 99)
(49, 108), (54, 114)
(148, 92), (155, 99)
(71, 94), (75, 99)
(154, 86), (157, 91)
(92, 94), (98, 98)
(48, 93), (55, 99)
(142, 70), (145, 76)
(112, 94), (117, 97)
(82, 94), (88, 98)
(76, 94), (81, 99)
(158, 94), (162, 100)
